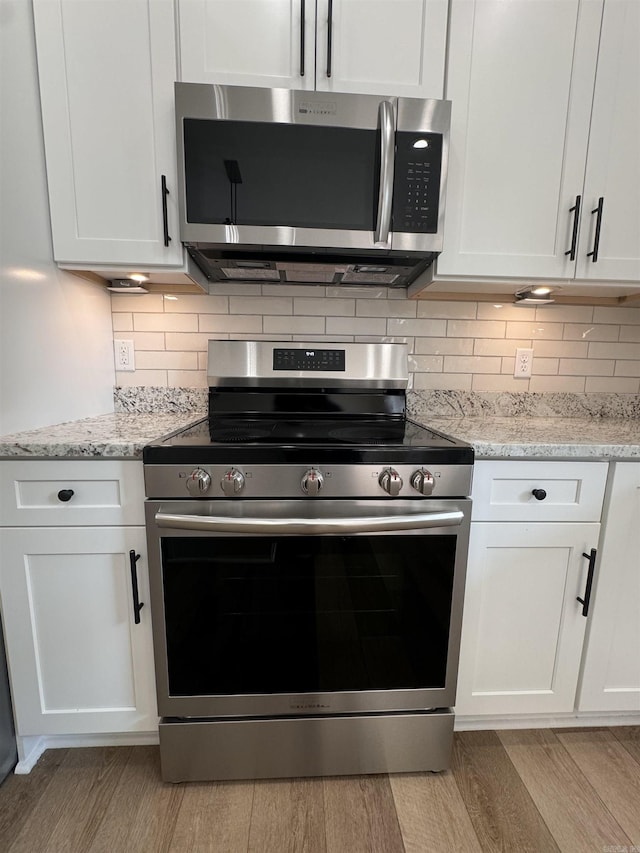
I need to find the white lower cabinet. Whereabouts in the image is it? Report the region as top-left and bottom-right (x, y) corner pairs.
(0, 526), (157, 736)
(0, 460), (157, 746)
(456, 521), (600, 716)
(577, 463), (640, 713)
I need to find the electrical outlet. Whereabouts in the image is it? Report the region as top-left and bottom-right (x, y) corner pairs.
(514, 347), (533, 379)
(115, 339), (135, 371)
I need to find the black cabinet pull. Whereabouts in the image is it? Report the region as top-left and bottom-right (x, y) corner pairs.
(576, 548), (597, 617)
(57, 489), (74, 502)
(129, 550), (145, 624)
(300, 0), (305, 76)
(326, 0), (333, 78)
(161, 175), (171, 248)
(531, 488), (547, 501)
(586, 197), (604, 262)
(564, 194), (581, 261)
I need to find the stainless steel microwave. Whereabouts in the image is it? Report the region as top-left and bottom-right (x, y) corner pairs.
(175, 82), (451, 287)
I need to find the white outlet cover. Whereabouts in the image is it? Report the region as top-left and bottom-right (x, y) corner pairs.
(115, 339), (135, 371)
(514, 347), (533, 379)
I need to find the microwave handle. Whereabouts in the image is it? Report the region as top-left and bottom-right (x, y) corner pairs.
(374, 100), (395, 245)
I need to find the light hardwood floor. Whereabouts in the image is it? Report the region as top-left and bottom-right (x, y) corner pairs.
(1, 727), (639, 852)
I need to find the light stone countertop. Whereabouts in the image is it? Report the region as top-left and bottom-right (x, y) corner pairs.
(1, 411), (640, 461)
(425, 416), (640, 459)
(0, 412), (205, 459)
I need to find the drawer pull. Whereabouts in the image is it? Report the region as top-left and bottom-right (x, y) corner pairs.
(531, 488), (547, 501)
(577, 548), (597, 617)
(57, 489), (75, 502)
(129, 550), (145, 625)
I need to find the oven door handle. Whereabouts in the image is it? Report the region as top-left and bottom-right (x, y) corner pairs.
(154, 509), (464, 535)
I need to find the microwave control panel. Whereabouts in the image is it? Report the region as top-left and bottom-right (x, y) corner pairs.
(393, 132), (443, 233)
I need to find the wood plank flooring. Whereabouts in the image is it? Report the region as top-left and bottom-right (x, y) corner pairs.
(1, 727), (638, 852)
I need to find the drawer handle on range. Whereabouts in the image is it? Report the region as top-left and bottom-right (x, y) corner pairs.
(129, 550), (145, 624)
(531, 488), (547, 501)
(155, 509), (464, 535)
(576, 548), (597, 617)
(57, 489), (74, 502)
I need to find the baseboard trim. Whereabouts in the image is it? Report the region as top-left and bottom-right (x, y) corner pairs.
(455, 711), (640, 731)
(15, 731), (159, 774)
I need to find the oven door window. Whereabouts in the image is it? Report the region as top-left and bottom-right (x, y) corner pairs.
(161, 535), (456, 696)
(183, 119), (380, 231)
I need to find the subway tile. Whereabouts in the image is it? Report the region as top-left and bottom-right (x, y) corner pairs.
(476, 303), (536, 321)
(114, 331), (164, 350)
(537, 305), (593, 323)
(614, 360), (640, 376)
(558, 358), (614, 376)
(163, 294), (229, 313)
(263, 284), (327, 297)
(416, 337), (473, 355)
(232, 332), (291, 341)
(167, 370), (209, 388)
(506, 321), (563, 340)
(135, 351), (198, 370)
(588, 341), (640, 360)
(473, 338), (531, 356)
(471, 374), (532, 392)
(408, 355), (443, 373)
(354, 336), (413, 347)
(593, 306), (640, 325)
(585, 377), (640, 393)
(294, 334), (352, 342)
(444, 356), (501, 374)
(563, 323), (619, 341)
(165, 333), (212, 351)
(619, 325), (640, 342)
(417, 300), (477, 319)
(112, 313), (133, 331)
(356, 299), (416, 318)
(197, 352), (208, 371)
(111, 293), (164, 312)
(265, 316), (325, 335)
(501, 357), (559, 376)
(533, 339), (588, 358)
(115, 369), (167, 387)
(230, 296), (292, 315)
(327, 317), (386, 335)
(199, 315), (263, 334)
(387, 318), (447, 336)
(295, 297), (355, 316)
(208, 283), (262, 296)
(528, 375), (586, 392)
(413, 373), (472, 390)
(134, 313), (198, 332)
(447, 320), (505, 339)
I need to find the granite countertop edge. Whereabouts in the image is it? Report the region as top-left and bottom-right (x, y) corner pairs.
(1, 411), (640, 461)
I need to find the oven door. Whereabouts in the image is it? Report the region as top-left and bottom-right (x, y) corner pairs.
(145, 498), (470, 719)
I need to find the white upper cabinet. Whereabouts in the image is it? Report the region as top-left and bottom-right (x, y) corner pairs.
(438, 0), (640, 283)
(575, 1), (640, 280)
(33, 0), (185, 267)
(177, 0), (448, 98)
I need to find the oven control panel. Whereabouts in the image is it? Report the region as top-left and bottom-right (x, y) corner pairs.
(273, 348), (345, 371)
(145, 464), (473, 500)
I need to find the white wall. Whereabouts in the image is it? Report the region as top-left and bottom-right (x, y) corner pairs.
(0, 0), (114, 436)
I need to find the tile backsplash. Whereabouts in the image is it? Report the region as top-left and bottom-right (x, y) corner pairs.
(112, 286), (640, 393)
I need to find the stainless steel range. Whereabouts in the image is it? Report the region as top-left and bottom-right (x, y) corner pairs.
(143, 340), (473, 782)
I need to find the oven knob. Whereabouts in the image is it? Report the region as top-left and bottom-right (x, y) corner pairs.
(378, 467), (403, 496)
(411, 468), (435, 495)
(186, 468), (211, 496)
(301, 468), (324, 496)
(221, 468), (245, 496)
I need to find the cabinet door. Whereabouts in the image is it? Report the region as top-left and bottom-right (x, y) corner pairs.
(575, 1), (640, 281)
(578, 464), (640, 712)
(178, 0), (316, 90)
(456, 522), (600, 716)
(438, 0), (602, 279)
(315, 0), (447, 98)
(0, 527), (157, 736)
(33, 0), (184, 266)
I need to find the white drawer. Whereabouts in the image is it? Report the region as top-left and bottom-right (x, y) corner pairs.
(0, 460), (145, 527)
(471, 460), (609, 522)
